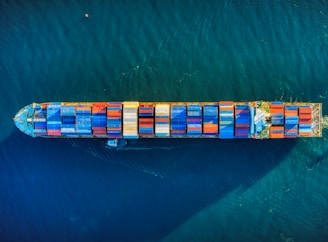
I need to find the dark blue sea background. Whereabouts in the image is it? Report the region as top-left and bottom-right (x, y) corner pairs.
(1, 0), (328, 241)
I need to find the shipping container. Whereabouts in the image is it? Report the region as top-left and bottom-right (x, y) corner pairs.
(203, 104), (218, 137)
(139, 103), (154, 137)
(33, 129), (47, 136)
(61, 106), (76, 116)
(155, 104), (170, 137)
(123, 102), (139, 139)
(299, 106), (312, 126)
(92, 103), (107, 133)
(219, 102), (234, 139)
(270, 102), (284, 125)
(76, 105), (92, 135)
(187, 104), (202, 137)
(270, 126), (284, 138)
(107, 102), (122, 138)
(234, 104), (250, 138)
(47, 103), (61, 136)
(34, 104), (47, 122)
(61, 106), (76, 134)
(284, 105), (298, 137)
(171, 104), (186, 137)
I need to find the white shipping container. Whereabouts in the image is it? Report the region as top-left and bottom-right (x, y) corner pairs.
(123, 103), (138, 137)
(155, 125), (170, 134)
(156, 104), (170, 116)
(61, 128), (76, 133)
(34, 118), (47, 122)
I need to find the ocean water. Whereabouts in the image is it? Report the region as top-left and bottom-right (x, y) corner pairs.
(1, 0), (328, 241)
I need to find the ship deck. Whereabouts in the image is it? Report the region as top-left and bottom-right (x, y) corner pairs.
(14, 101), (323, 139)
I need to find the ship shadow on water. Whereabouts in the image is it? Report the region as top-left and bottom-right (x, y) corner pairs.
(0, 131), (296, 241)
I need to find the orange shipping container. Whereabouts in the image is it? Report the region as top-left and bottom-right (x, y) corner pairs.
(203, 125), (217, 129)
(203, 126), (218, 133)
(108, 104), (121, 108)
(270, 133), (284, 138)
(284, 110), (297, 115)
(77, 106), (91, 111)
(270, 104), (284, 108)
(270, 126), (284, 131)
(299, 114), (312, 118)
(107, 127), (121, 131)
(299, 108), (312, 114)
(156, 118), (169, 122)
(220, 106), (234, 111)
(93, 103), (108, 106)
(107, 110), (121, 116)
(270, 109), (284, 113)
(299, 132), (312, 136)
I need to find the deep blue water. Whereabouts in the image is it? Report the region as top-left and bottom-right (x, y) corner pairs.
(1, 0), (328, 241)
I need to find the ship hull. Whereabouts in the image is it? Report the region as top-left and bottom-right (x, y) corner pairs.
(14, 101), (322, 139)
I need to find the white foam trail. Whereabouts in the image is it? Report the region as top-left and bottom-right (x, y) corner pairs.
(321, 116), (328, 129)
(61, 139), (172, 180)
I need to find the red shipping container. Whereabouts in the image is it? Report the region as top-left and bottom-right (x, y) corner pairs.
(47, 130), (62, 136)
(219, 101), (234, 105)
(92, 127), (106, 131)
(299, 108), (311, 114)
(187, 127), (202, 131)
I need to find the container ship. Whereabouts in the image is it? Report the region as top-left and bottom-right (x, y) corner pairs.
(14, 101), (322, 141)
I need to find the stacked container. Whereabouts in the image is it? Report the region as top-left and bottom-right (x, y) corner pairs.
(270, 126), (284, 138)
(171, 104), (187, 137)
(203, 104), (218, 137)
(76, 105), (92, 135)
(107, 102), (122, 138)
(92, 103), (107, 136)
(270, 102), (285, 138)
(187, 104), (202, 137)
(234, 104), (250, 138)
(139, 103), (154, 137)
(155, 104), (170, 137)
(219, 102), (234, 139)
(61, 105), (76, 136)
(284, 105), (299, 138)
(123, 102), (139, 139)
(33, 104), (47, 136)
(47, 102), (61, 136)
(298, 106), (312, 136)
(270, 102), (284, 125)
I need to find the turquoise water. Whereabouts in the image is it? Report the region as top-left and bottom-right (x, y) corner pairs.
(1, 0), (328, 241)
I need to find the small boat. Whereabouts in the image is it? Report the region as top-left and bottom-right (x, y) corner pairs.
(106, 139), (127, 148)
